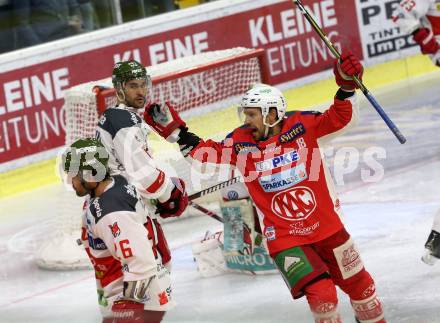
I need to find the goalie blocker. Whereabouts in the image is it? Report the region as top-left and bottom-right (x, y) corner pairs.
(192, 182), (276, 277)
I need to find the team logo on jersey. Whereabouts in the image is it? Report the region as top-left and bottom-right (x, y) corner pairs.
(271, 187), (316, 221)
(264, 226), (276, 241)
(258, 164), (307, 193)
(158, 291), (169, 305)
(279, 123), (305, 143)
(255, 150), (300, 171)
(109, 222), (121, 238)
(234, 142), (259, 154)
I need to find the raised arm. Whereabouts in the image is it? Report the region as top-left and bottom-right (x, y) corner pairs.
(144, 103), (238, 166)
(308, 52), (362, 142)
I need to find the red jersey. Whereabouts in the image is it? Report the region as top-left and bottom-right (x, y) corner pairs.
(187, 95), (359, 255)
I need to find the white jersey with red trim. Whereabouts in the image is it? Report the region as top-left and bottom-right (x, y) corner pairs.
(394, 0), (440, 35)
(81, 175), (175, 317)
(96, 104), (174, 203)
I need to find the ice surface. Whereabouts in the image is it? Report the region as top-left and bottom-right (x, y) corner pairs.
(1, 71), (439, 323)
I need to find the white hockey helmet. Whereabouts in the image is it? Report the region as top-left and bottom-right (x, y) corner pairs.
(240, 84), (287, 128)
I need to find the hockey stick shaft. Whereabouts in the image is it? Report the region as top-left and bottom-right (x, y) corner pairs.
(188, 200), (224, 223)
(188, 176), (241, 201)
(293, 0), (406, 144)
(186, 176), (243, 222)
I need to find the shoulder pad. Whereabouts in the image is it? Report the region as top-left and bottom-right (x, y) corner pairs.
(98, 108), (142, 139)
(225, 131), (234, 139)
(285, 111), (298, 117)
(89, 176), (139, 223)
(300, 110), (322, 115)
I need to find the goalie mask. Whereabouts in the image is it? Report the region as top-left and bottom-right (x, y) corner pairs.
(63, 138), (109, 183)
(239, 84), (287, 137)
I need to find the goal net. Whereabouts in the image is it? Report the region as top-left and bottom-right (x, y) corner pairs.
(35, 47), (267, 270)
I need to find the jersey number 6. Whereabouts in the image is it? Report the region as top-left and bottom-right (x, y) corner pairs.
(119, 239), (133, 258)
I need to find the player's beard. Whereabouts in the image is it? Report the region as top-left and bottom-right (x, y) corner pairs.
(127, 96), (146, 109)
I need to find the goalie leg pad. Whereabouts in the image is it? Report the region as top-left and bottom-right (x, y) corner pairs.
(224, 245), (277, 275)
(192, 232), (228, 278)
(221, 199), (247, 254)
(221, 198), (257, 254)
(221, 198), (276, 274)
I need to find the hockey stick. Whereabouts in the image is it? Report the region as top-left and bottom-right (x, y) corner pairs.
(186, 176), (242, 223)
(293, 0), (406, 144)
(188, 176), (242, 201)
(189, 200), (224, 223)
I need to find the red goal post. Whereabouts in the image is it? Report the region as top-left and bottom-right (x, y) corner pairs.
(35, 47), (268, 270)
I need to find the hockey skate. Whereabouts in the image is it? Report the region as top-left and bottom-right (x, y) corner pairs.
(421, 230), (440, 265)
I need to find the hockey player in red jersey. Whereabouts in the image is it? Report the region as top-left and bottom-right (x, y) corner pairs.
(393, 0), (440, 66)
(63, 138), (176, 323)
(144, 53), (386, 323)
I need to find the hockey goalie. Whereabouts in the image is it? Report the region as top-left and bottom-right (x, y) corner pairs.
(191, 180), (277, 277)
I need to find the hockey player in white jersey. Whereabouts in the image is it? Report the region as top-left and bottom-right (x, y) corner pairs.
(96, 60), (189, 266)
(63, 138), (175, 322)
(393, 0), (440, 66)
(393, 1), (440, 264)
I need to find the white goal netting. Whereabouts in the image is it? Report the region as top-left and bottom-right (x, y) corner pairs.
(35, 47), (265, 270)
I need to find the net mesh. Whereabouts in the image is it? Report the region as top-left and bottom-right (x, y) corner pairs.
(35, 47), (264, 270)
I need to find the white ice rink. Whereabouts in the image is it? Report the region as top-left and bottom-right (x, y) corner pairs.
(1, 71), (439, 323)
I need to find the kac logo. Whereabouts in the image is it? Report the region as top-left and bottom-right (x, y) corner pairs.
(271, 187), (316, 221)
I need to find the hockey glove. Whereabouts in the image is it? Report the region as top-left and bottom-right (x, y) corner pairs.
(334, 51), (364, 91)
(413, 28), (439, 55)
(111, 299), (145, 322)
(143, 102), (186, 143)
(156, 177), (188, 218)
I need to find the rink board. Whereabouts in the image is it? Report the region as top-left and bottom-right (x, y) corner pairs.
(0, 53), (437, 198)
